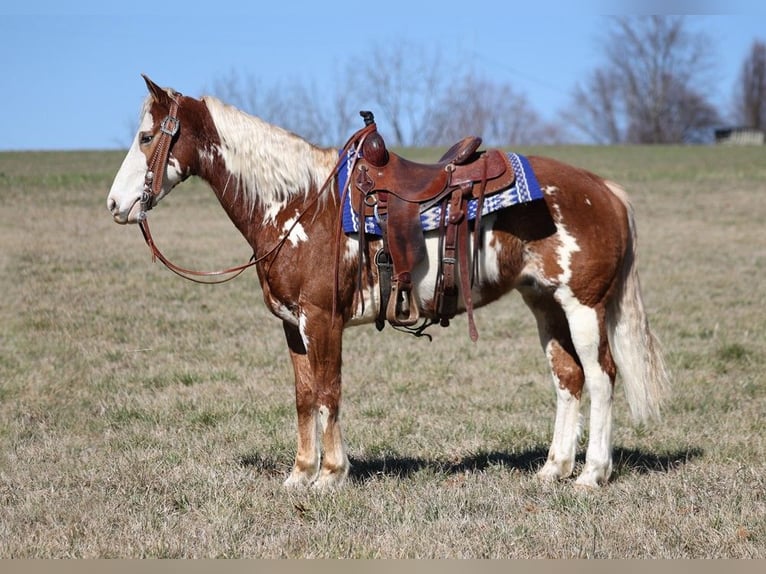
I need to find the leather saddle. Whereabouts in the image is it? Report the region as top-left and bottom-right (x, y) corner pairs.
(348, 111), (515, 340)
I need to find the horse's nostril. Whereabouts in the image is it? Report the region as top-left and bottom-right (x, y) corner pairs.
(107, 197), (117, 214)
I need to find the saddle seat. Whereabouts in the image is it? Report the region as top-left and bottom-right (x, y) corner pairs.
(356, 133), (513, 215)
(348, 111), (516, 340)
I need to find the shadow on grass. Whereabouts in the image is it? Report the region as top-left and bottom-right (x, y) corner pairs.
(611, 446), (704, 479)
(347, 449), (547, 482)
(238, 446), (704, 484)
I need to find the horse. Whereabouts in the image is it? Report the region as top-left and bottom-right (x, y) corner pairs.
(107, 76), (669, 489)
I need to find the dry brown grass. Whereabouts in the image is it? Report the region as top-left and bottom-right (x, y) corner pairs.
(0, 146), (764, 557)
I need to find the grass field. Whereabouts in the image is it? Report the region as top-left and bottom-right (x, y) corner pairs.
(0, 145), (764, 558)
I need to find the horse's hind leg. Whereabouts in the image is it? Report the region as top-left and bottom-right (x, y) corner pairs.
(525, 294), (584, 481)
(561, 300), (616, 487)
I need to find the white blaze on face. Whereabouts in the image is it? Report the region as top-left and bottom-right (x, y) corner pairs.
(107, 109), (153, 223)
(107, 100), (188, 224)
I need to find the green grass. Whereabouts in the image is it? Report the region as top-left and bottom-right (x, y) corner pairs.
(0, 146), (764, 557)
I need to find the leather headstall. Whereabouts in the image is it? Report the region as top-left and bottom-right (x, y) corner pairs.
(138, 93), (181, 221)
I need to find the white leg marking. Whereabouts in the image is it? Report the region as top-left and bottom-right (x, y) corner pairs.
(537, 341), (582, 481)
(312, 404), (349, 491)
(565, 304), (613, 487)
(284, 405), (321, 489)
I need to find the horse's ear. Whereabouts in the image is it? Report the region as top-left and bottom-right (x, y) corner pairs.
(142, 74), (172, 106)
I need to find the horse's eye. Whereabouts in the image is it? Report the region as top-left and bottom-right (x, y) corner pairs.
(139, 133), (153, 145)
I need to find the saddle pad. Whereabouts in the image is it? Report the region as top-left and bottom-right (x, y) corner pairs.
(338, 150), (543, 235)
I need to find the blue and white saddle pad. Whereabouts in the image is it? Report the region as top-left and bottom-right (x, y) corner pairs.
(338, 149), (544, 235)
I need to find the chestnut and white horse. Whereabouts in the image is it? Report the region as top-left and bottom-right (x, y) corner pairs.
(107, 77), (669, 489)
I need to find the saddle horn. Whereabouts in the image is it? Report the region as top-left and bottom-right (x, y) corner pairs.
(358, 110), (388, 167)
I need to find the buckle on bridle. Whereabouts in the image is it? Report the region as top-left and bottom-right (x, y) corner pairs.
(140, 189), (152, 208)
(160, 115), (180, 137)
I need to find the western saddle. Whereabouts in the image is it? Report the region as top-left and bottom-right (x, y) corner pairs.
(347, 111), (515, 341)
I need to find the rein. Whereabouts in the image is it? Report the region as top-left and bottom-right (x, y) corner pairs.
(136, 94), (376, 285)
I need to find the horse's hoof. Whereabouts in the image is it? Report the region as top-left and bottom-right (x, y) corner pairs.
(283, 471), (315, 489)
(574, 464), (611, 488)
(536, 459), (574, 482)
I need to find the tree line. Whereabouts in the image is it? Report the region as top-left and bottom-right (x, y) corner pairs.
(210, 16), (766, 147)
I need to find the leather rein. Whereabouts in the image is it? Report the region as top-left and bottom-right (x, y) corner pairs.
(136, 91), (375, 285)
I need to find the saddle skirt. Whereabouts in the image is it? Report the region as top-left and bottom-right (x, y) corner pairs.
(338, 150), (543, 236)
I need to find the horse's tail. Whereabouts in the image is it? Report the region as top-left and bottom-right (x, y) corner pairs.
(605, 182), (670, 423)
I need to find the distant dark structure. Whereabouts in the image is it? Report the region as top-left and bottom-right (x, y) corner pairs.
(714, 127), (765, 145)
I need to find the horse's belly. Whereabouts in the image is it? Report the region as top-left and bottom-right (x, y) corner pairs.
(346, 212), (520, 325)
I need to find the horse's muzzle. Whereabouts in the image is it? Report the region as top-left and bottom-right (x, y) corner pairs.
(107, 196), (140, 224)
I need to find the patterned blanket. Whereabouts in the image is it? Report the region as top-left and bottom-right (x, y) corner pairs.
(338, 150), (543, 235)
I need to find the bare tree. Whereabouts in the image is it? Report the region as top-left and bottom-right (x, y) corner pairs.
(423, 73), (562, 146)
(628, 74), (720, 143)
(564, 16), (720, 143)
(734, 40), (766, 130)
(563, 68), (623, 144)
(205, 43), (559, 148)
(345, 41), (447, 146)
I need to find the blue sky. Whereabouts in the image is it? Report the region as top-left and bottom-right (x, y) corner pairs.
(1, 0), (764, 150)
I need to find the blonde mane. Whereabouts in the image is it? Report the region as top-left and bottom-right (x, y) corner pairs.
(201, 96), (335, 215)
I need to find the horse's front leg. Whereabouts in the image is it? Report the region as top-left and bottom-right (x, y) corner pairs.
(281, 316), (349, 490)
(282, 321), (321, 487)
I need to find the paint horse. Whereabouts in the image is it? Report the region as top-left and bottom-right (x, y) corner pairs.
(107, 76), (669, 489)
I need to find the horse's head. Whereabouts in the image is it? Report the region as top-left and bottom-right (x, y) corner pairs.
(107, 75), (202, 224)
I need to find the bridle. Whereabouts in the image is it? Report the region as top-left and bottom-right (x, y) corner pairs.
(136, 91), (260, 284)
(135, 92), (376, 285)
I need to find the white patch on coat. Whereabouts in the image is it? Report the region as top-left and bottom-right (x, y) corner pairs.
(346, 281), (379, 325)
(412, 233), (441, 308)
(476, 214), (501, 286)
(282, 214), (308, 246)
(263, 200), (287, 225)
(298, 312), (310, 351)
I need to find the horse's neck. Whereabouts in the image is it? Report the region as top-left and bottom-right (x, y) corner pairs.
(193, 99), (340, 251)
(200, 142), (338, 251)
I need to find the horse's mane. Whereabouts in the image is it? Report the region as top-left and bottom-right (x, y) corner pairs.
(201, 96), (334, 216)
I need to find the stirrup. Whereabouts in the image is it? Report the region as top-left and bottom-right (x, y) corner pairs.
(386, 281), (420, 326)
